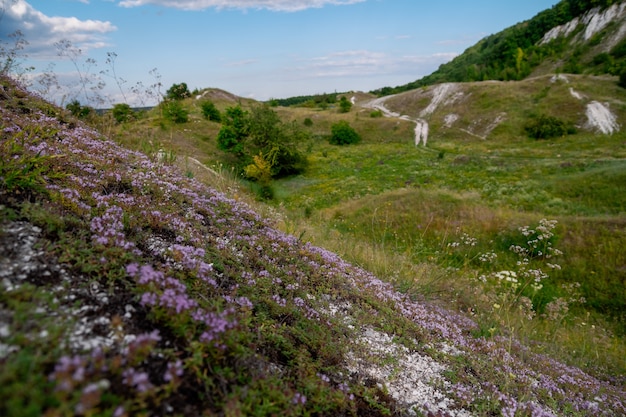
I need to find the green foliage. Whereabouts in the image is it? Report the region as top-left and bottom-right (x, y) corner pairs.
(217, 104), (308, 179)
(160, 100), (188, 123)
(370, 110), (383, 118)
(338, 96), (352, 113)
(303, 117), (313, 127)
(65, 100), (92, 119)
(217, 105), (248, 155)
(111, 103), (134, 124)
(0, 128), (62, 195)
(329, 120), (361, 145)
(200, 100), (221, 122)
(524, 114), (576, 139)
(371, 0), (622, 95)
(270, 92), (338, 108)
(165, 82), (190, 100)
(619, 70), (626, 88)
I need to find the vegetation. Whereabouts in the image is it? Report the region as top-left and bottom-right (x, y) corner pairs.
(269, 92), (338, 108)
(524, 114), (576, 139)
(338, 96), (352, 113)
(165, 82), (191, 101)
(160, 99), (189, 124)
(200, 100), (221, 122)
(372, 0), (626, 96)
(111, 103), (135, 124)
(1, 0), (626, 414)
(2, 72), (625, 417)
(329, 120), (361, 145)
(217, 104), (308, 181)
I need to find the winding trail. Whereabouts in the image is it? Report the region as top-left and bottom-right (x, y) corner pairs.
(362, 83), (458, 146)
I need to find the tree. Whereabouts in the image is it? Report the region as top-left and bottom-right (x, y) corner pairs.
(165, 82), (190, 100)
(217, 104), (307, 178)
(111, 103), (134, 123)
(66, 100), (92, 119)
(201, 100), (221, 122)
(329, 120), (361, 145)
(161, 100), (188, 123)
(339, 96), (352, 113)
(217, 105), (248, 155)
(247, 105), (307, 177)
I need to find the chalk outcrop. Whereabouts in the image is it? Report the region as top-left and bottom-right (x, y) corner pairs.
(540, 3), (626, 49)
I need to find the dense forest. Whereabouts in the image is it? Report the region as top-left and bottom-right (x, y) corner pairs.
(371, 0), (625, 96)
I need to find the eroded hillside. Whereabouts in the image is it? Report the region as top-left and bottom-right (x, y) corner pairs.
(359, 74), (624, 147)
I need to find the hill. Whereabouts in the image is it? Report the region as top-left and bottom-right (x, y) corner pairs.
(372, 0), (626, 96)
(2, 68), (626, 417)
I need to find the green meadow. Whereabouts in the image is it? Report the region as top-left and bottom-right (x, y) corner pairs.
(110, 74), (626, 378)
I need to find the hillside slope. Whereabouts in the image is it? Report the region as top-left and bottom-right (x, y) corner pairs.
(360, 73), (624, 146)
(373, 0), (626, 95)
(1, 78), (625, 416)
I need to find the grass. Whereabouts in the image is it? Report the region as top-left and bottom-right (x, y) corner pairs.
(1, 74), (625, 416)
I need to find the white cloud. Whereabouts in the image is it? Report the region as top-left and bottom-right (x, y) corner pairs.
(1, 1), (116, 56)
(295, 50), (456, 79)
(117, 0), (365, 12)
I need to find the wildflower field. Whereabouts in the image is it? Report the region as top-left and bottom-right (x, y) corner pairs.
(1, 75), (625, 416)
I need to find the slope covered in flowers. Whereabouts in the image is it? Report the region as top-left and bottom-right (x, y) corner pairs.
(1, 76), (624, 416)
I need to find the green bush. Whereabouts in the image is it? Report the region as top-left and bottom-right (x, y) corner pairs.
(217, 105), (248, 155)
(303, 117), (313, 127)
(524, 114), (575, 139)
(165, 82), (190, 101)
(201, 101), (221, 122)
(217, 104), (308, 178)
(161, 100), (188, 123)
(329, 120), (361, 145)
(65, 100), (92, 119)
(339, 96), (352, 113)
(111, 103), (134, 124)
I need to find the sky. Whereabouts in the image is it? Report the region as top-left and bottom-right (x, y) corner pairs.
(1, 0), (558, 106)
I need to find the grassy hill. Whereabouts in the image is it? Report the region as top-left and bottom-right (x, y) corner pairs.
(2, 55), (626, 416)
(1, 1), (626, 415)
(372, 0), (626, 95)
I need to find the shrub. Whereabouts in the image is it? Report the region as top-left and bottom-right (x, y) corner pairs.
(339, 96), (352, 113)
(303, 117), (313, 127)
(217, 104), (308, 178)
(329, 120), (361, 145)
(111, 103), (134, 124)
(161, 100), (188, 123)
(201, 100), (221, 122)
(165, 82), (190, 101)
(370, 110), (383, 118)
(524, 114), (575, 139)
(66, 100), (92, 119)
(217, 105), (248, 155)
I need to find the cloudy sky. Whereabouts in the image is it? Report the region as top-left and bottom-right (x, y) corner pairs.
(2, 0), (557, 105)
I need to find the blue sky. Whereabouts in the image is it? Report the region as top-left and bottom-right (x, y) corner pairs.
(2, 0), (558, 105)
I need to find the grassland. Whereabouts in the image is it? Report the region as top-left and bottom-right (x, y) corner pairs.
(2, 73), (625, 416)
(109, 74), (626, 378)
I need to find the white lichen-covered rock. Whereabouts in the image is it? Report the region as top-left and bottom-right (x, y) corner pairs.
(540, 3), (626, 45)
(586, 101), (620, 134)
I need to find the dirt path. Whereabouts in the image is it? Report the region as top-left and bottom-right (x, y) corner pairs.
(362, 95), (429, 146)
